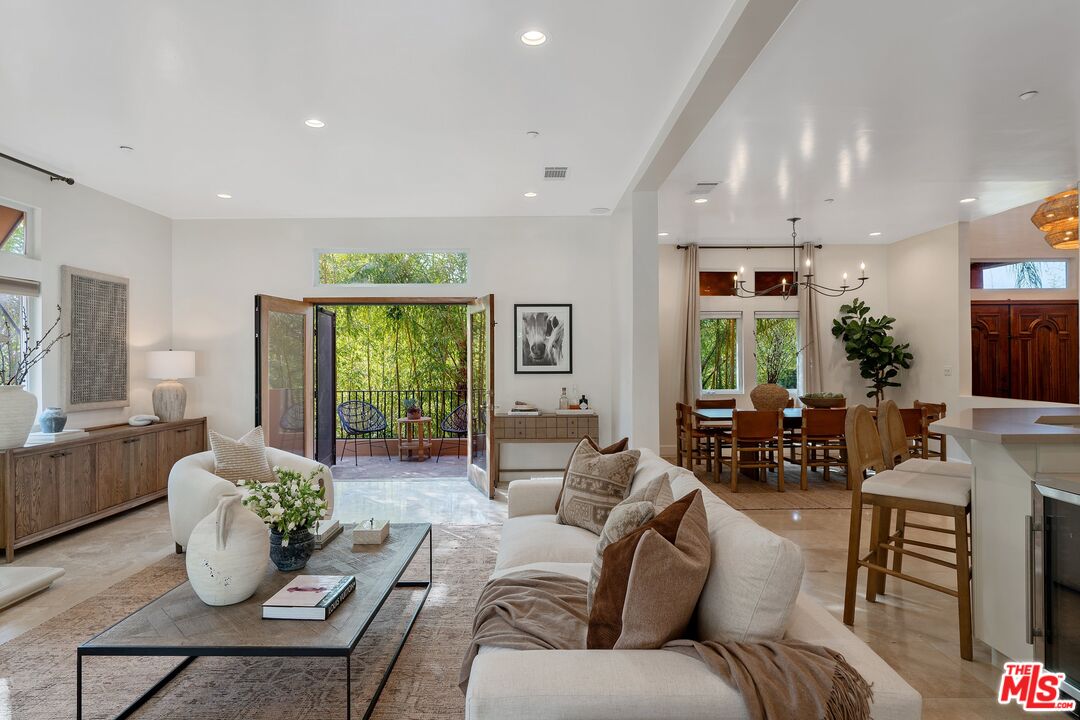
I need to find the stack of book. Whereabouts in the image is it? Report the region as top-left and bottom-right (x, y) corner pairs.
(508, 402), (540, 416)
(262, 575), (356, 620)
(25, 429), (88, 447)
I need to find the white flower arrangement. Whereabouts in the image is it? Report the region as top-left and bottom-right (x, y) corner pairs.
(241, 466), (328, 547)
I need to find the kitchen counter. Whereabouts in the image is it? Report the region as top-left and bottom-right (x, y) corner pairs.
(935, 405), (1080, 662)
(931, 406), (1080, 444)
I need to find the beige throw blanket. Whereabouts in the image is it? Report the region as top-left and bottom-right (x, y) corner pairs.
(460, 571), (873, 720)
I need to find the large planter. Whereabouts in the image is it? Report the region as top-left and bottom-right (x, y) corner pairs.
(0, 386), (39, 449)
(269, 527), (315, 572)
(186, 492), (269, 606)
(750, 383), (790, 411)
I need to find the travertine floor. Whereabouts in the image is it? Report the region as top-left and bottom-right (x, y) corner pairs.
(1, 480), (1034, 717)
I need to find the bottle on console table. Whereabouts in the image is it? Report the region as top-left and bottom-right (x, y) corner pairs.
(558, 388), (569, 410)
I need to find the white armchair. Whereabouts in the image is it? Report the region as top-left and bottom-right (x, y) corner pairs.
(168, 447), (335, 551)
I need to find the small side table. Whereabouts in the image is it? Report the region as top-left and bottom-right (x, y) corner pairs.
(397, 417), (433, 462)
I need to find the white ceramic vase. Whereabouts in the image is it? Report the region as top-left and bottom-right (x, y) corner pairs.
(186, 492), (269, 606)
(0, 386), (39, 449)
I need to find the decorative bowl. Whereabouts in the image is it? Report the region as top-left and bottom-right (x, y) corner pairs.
(799, 394), (846, 409)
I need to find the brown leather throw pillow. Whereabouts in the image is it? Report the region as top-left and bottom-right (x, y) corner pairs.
(587, 490), (711, 650)
(554, 436), (631, 512)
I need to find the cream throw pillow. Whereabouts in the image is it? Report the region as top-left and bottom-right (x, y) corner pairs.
(209, 427), (276, 484)
(556, 439), (641, 535)
(587, 474), (673, 613)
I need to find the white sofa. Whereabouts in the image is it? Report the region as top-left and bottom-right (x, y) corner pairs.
(465, 448), (921, 720)
(168, 448), (334, 551)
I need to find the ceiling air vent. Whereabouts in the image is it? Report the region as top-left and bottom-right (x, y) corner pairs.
(689, 182), (720, 195)
(544, 166), (569, 180)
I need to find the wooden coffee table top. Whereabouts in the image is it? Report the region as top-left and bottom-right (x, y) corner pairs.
(81, 523), (431, 656)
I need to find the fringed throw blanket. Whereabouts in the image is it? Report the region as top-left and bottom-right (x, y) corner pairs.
(460, 571), (873, 720)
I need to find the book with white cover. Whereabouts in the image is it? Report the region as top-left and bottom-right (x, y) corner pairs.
(262, 575), (356, 620)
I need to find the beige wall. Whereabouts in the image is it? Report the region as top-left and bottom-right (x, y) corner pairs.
(0, 162), (173, 428)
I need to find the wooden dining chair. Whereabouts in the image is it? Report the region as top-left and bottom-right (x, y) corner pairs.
(694, 397), (734, 466)
(898, 407), (926, 460)
(676, 402), (718, 473)
(799, 408), (848, 490)
(719, 410), (785, 492)
(914, 400), (948, 460)
(695, 397), (737, 410)
(844, 403), (974, 660)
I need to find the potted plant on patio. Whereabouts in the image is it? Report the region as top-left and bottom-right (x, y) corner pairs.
(403, 397), (422, 420)
(831, 298), (914, 404)
(242, 466), (329, 571)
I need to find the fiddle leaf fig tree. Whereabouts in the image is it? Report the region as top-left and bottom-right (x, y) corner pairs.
(831, 298), (913, 403)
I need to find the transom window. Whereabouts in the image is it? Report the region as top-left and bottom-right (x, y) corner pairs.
(971, 260), (1068, 290)
(317, 251), (468, 285)
(0, 203), (27, 256)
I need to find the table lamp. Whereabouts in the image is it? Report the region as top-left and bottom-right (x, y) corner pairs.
(146, 350), (195, 422)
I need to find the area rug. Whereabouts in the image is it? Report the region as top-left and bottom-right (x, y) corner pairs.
(0, 524), (499, 720)
(694, 465), (854, 511)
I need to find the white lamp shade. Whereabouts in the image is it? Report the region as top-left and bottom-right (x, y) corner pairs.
(146, 350), (196, 380)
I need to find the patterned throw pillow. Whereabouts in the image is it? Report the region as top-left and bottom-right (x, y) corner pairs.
(587, 474), (673, 613)
(588, 490), (711, 650)
(209, 427), (276, 485)
(556, 439), (641, 535)
(555, 436), (630, 512)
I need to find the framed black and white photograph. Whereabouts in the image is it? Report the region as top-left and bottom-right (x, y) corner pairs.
(514, 304), (572, 374)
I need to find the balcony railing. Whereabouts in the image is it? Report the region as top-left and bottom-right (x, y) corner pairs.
(334, 389), (485, 440)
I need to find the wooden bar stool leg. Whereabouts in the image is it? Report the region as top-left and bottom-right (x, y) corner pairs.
(865, 505), (882, 603)
(891, 509), (907, 576)
(954, 505), (974, 661)
(843, 496), (864, 626)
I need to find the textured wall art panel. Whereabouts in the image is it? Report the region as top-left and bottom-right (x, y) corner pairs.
(62, 266), (130, 410)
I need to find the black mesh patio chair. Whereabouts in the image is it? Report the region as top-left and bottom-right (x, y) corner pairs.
(337, 400), (391, 464)
(436, 403), (469, 463)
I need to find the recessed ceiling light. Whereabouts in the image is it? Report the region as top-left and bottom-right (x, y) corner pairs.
(824, 198), (835, 203)
(520, 30), (547, 46)
(590, 207), (610, 215)
(869, 231), (882, 237)
(526, 130), (540, 138)
(960, 197), (978, 203)
(523, 192), (537, 198)
(216, 193), (232, 199)
(693, 198), (708, 204)
(658, 232), (670, 237)
(304, 118), (325, 128)
(1019, 90), (1039, 100)
(119, 145), (134, 151)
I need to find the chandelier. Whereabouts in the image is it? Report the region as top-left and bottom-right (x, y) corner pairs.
(732, 217), (868, 299)
(1031, 188), (1078, 250)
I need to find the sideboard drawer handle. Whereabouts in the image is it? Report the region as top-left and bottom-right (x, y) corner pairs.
(176, 428), (191, 433)
(123, 438), (142, 444)
(49, 451), (70, 458)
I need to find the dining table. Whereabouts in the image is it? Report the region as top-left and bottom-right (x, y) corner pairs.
(691, 407), (804, 483)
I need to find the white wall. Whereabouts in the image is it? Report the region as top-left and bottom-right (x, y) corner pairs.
(656, 242), (888, 457)
(0, 163), (173, 428)
(968, 199), (1077, 302)
(171, 216), (616, 474)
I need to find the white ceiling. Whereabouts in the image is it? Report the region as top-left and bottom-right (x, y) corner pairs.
(659, 0), (1080, 246)
(0, 0), (733, 219)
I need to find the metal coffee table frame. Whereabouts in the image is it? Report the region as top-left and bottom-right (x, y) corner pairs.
(77, 524), (432, 720)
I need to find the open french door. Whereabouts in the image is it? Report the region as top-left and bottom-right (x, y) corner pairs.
(466, 295), (495, 497)
(255, 295), (315, 458)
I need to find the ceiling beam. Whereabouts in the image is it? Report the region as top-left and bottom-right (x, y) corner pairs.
(630, 0), (799, 193)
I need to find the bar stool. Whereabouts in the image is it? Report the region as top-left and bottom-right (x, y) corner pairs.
(843, 403), (974, 660)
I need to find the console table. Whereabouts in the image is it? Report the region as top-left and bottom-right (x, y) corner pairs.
(490, 412), (599, 487)
(0, 417), (207, 562)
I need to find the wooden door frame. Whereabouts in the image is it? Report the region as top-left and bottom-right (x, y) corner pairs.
(255, 295), (314, 458)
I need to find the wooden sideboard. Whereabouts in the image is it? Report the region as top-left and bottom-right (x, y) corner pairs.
(0, 417), (207, 562)
(490, 412), (599, 487)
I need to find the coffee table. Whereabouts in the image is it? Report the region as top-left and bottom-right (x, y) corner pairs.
(77, 522), (432, 720)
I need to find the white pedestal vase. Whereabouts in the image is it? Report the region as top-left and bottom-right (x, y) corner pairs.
(186, 492), (269, 606)
(0, 386), (38, 449)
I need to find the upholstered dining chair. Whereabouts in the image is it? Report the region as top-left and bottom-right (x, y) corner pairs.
(336, 400), (392, 464)
(719, 410), (785, 492)
(436, 403), (469, 462)
(798, 408), (848, 490)
(844, 403), (973, 660)
(914, 400), (948, 460)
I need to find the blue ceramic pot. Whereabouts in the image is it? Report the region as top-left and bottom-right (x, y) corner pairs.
(269, 527), (315, 572)
(39, 407), (68, 433)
